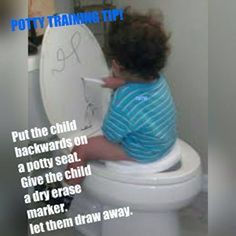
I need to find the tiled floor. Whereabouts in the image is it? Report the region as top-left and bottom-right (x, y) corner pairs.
(28, 192), (207, 236)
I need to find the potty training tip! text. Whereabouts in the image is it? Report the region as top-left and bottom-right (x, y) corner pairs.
(10, 9), (124, 32)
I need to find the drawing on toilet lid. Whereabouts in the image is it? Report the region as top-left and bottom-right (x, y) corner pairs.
(40, 20), (111, 140)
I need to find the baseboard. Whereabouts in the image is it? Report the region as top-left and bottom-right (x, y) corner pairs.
(202, 174), (208, 192)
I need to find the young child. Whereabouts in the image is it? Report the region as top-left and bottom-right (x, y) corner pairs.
(66, 9), (177, 185)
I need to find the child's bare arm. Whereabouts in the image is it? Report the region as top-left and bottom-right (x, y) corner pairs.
(102, 76), (126, 89)
(65, 135), (132, 185)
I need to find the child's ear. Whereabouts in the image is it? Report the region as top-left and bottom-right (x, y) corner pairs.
(112, 59), (119, 70)
(112, 59), (120, 76)
(112, 59), (125, 77)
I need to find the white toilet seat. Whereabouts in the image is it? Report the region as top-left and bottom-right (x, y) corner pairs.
(89, 139), (201, 186)
(104, 140), (181, 174)
(83, 139), (202, 213)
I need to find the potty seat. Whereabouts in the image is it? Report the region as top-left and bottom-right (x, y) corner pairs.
(104, 140), (181, 174)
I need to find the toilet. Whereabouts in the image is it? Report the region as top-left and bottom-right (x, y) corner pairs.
(28, 22), (202, 236)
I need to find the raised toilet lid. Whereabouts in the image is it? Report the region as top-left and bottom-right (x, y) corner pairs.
(40, 22), (111, 140)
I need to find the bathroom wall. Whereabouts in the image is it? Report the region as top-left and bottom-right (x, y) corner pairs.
(29, 0), (56, 36)
(209, 1), (236, 234)
(115, 0), (208, 174)
(29, 0), (74, 36)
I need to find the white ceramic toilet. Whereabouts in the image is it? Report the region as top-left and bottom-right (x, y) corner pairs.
(28, 22), (202, 236)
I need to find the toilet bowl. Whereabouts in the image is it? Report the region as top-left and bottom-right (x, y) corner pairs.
(81, 139), (201, 236)
(67, 138), (201, 236)
(29, 21), (202, 236)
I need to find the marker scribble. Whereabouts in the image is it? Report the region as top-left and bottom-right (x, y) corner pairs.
(80, 78), (97, 131)
(52, 31), (82, 73)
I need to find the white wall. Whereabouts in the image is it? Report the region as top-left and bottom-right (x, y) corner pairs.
(115, 0), (208, 173)
(209, 1), (236, 233)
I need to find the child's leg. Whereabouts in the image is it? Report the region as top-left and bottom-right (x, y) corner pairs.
(65, 135), (132, 185)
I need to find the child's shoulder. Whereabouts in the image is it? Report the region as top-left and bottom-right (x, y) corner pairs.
(111, 84), (132, 107)
(111, 75), (167, 109)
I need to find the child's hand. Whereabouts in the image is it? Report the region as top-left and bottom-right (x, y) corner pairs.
(102, 76), (126, 89)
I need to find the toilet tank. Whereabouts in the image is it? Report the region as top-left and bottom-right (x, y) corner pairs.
(28, 51), (51, 137)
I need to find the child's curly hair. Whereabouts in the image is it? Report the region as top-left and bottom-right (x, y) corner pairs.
(107, 8), (171, 80)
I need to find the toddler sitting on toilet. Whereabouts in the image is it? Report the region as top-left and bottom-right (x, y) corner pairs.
(66, 8), (177, 185)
